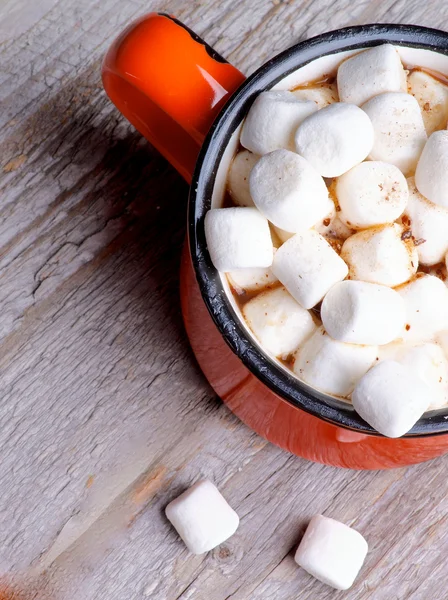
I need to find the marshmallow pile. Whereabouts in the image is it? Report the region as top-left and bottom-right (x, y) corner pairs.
(203, 44), (448, 438)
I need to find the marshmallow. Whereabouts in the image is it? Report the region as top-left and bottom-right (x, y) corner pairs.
(272, 230), (348, 309)
(227, 267), (278, 293)
(352, 360), (433, 437)
(362, 92), (427, 175)
(165, 479), (239, 554)
(403, 177), (448, 265)
(397, 343), (448, 410)
(321, 280), (406, 346)
(293, 326), (377, 397)
(437, 331), (448, 360)
(294, 103), (374, 177)
(271, 225), (294, 244)
(294, 515), (368, 591)
(204, 207), (273, 271)
(408, 69), (448, 135)
(415, 130), (448, 208)
(336, 162), (408, 229)
(240, 91), (317, 155)
(249, 149), (333, 232)
(337, 44), (406, 106)
(243, 286), (315, 358)
(341, 224), (418, 287)
(314, 207), (354, 240)
(397, 274), (448, 343)
(292, 82), (339, 109)
(227, 150), (258, 207)
(377, 340), (408, 362)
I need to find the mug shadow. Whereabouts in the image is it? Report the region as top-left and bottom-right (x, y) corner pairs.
(1, 68), (221, 598)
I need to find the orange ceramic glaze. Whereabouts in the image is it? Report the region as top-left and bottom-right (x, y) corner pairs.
(102, 13), (244, 182)
(102, 14), (448, 468)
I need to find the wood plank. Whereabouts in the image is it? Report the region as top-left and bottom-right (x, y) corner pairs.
(0, 0), (447, 598)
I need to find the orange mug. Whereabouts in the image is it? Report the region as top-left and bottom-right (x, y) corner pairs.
(102, 14), (448, 469)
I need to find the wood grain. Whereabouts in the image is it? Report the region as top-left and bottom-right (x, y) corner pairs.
(0, 0), (447, 598)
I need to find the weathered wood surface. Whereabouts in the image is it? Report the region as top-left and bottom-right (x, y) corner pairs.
(1, 0), (448, 598)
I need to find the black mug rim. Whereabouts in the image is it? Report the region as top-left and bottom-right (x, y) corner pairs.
(188, 23), (448, 437)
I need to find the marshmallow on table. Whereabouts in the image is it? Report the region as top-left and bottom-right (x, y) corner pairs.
(336, 162), (408, 229)
(204, 207), (273, 271)
(295, 515), (368, 591)
(272, 230), (348, 309)
(352, 360), (433, 437)
(294, 103), (374, 177)
(292, 82), (339, 109)
(293, 326), (377, 397)
(362, 92), (427, 175)
(415, 130), (448, 208)
(227, 150), (259, 207)
(165, 479), (239, 554)
(243, 286), (315, 358)
(397, 274), (448, 343)
(321, 280), (406, 346)
(249, 149), (333, 233)
(403, 177), (448, 265)
(408, 69), (448, 135)
(240, 91), (317, 155)
(337, 44), (406, 106)
(227, 266), (278, 294)
(341, 223), (418, 287)
(397, 343), (448, 410)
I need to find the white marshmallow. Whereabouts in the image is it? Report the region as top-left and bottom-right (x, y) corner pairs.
(227, 267), (278, 293)
(408, 69), (448, 135)
(292, 82), (339, 109)
(275, 219), (352, 246)
(272, 230), (348, 309)
(437, 331), (448, 360)
(397, 343), (448, 410)
(293, 326), (377, 397)
(352, 360), (433, 437)
(165, 479), (239, 554)
(240, 91), (317, 155)
(314, 207), (354, 240)
(377, 340), (409, 362)
(249, 149), (333, 233)
(341, 224), (418, 287)
(294, 515), (368, 591)
(227, 150), (258, 207)
(362, 92), (427, 175)
(321, 280), (406, 346)
(243, 286), (315, 358)
(403, 177), (448, 265)
(397, 274), (448, 343)
(294, 103), (374, 177)
(271, 225), (294, 244)
(415, 130), (448, 208)
(337, 44), (406, 106)
(337, 162), (408, 229)
(204, 207), (273, 272)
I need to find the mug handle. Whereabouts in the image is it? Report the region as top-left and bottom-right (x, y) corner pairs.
(102, 13), (246, 182)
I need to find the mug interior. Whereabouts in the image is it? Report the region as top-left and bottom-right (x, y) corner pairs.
(189, 24), (448, 436)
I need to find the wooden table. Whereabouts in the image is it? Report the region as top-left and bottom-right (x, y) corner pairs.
(1, 1), (448, 598)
